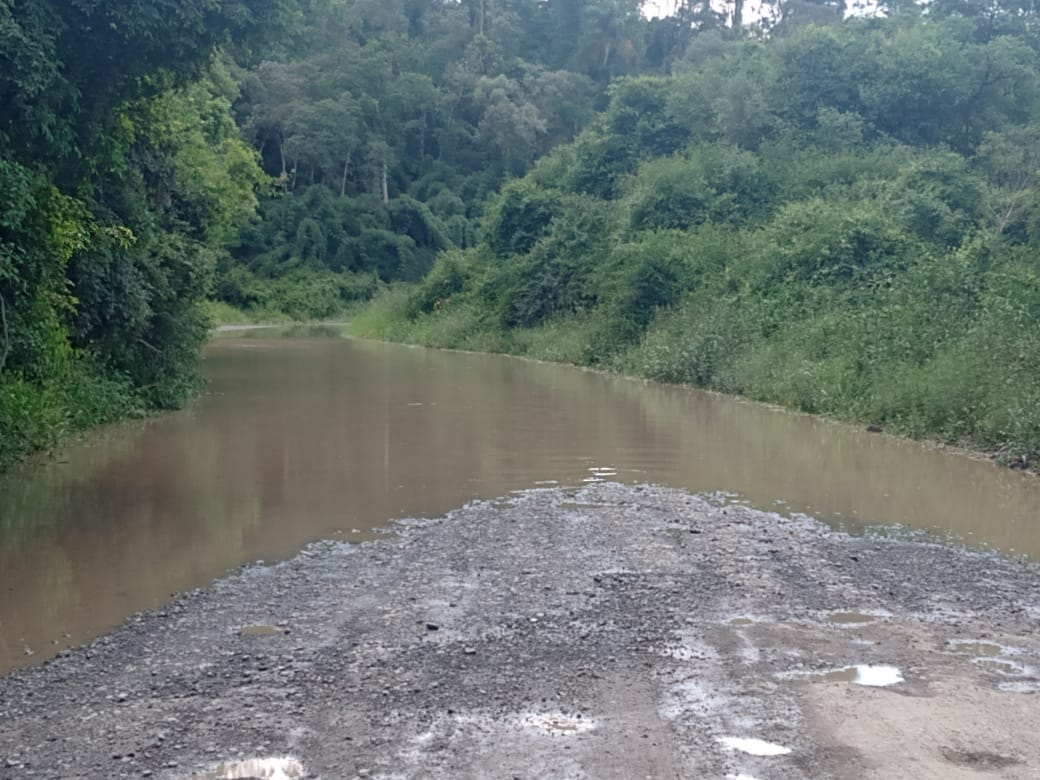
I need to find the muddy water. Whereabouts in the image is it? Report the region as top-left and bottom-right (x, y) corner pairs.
(1, 330), (1039, 674)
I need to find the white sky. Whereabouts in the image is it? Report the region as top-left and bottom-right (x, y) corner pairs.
(642, 0), (878, 22)
(641, 0), (778, 21)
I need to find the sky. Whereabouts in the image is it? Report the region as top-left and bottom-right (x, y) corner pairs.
(641, 0), (780, 24)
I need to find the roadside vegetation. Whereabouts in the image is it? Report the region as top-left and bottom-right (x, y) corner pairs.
(0, 1), (295, 467)
(349, 8), (1040, 465)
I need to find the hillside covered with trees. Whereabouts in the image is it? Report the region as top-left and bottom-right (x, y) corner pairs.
(216, 0), (697, 317)
(351, 1), (1040, 463)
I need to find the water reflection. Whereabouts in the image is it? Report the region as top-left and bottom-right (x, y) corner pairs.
(1, 331), (1039, 674)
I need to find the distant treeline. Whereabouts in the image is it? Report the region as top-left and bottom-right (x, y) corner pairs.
(217, 0), (703, 318)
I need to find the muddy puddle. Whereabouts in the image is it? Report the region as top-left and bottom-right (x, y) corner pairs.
(802, 664), (905, 686)
(827, 612), (879, 625)
(948, 640), (1007, 656)
(194, 756), (305, 779)
(2, 329), (1040, 674)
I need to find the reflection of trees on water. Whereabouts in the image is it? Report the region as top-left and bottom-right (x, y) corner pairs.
(2, 336), (1040, 675)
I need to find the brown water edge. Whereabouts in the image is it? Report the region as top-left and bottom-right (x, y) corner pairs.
(1, 330), (1039, 675)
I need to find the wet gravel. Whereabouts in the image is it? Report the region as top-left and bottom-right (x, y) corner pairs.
(1, 483), (1039, 779)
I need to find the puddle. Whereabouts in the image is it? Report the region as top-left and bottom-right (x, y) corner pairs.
(972, 658), (1032, 676)
(827, 612), (877, 625)
(804, 664), (904, 687)
(518, 711), (596, 736)
(941, 747), (1023, 770)
(718, 736), (792, 756)
(852, 664), (903, 686)
(239, 625), (284, 637)
(194, 756), (305, 779)
(810, 667), (860, 683)
(947, 640), (1006, 657)
(997, 680), (1040, 694)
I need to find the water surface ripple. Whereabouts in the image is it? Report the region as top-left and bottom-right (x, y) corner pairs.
(1, 331), (1038, 673)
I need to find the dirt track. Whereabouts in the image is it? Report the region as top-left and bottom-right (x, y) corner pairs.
(1, 483), (1039, 779)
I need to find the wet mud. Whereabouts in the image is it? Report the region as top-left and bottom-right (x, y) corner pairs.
(1, 483), (1039, 779)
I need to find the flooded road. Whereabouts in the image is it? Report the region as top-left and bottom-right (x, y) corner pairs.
(1, 329), (1039, 674)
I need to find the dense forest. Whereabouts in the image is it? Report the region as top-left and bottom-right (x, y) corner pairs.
(0, 0), (298, 466)
(2, 0), (1040, 467)
(0, 0), (688, 466)
(349, 2), (1040, 464)
(217, 0), (690, 317)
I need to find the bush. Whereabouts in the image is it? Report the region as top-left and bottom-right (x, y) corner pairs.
(483, 180), (562, 257)
(405, 250), (478, 318)
(0, 359), (142, 470)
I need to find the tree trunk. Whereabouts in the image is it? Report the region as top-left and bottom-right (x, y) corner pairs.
(381, 161), (389, 204)
(340, 151), (352, 198)
(278, 135), (288, 191)
(0, 291), (8, 381)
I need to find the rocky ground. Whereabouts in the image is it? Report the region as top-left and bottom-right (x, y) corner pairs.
(1, 483), (1039, 780)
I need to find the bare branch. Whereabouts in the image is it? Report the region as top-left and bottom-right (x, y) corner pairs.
(136, 337), (165, 358)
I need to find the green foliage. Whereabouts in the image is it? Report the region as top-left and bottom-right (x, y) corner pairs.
(483, 180), (562, 257)
(745, 196), (920, 287)
(0, 0), (286, 467)
(405, 250), (478, 318)
(0, 358), (143, 470)
(222, 0), (673, 305)
(567, 77), (690, 199)
(216, 265), (379, 321)
(231, 185), (450, 283)
(626, 144), (772, 232)
(350, 9), (1040, 463)
(487, 195), (614, 328)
